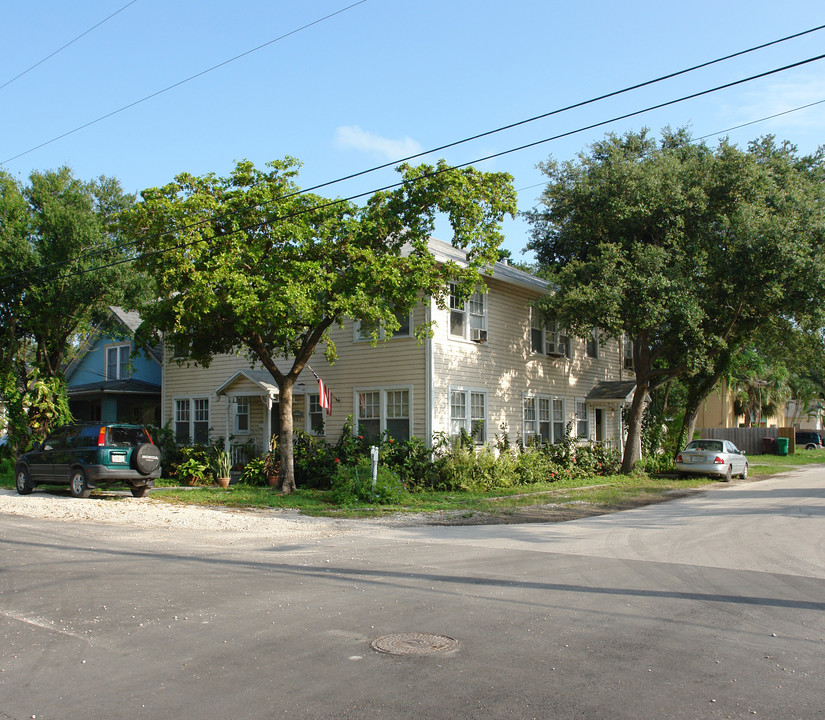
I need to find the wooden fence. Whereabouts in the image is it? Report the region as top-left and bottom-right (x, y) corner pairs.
(697, 427), (795, 455)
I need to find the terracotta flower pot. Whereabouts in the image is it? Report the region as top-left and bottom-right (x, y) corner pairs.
(216, 477), (230, 488)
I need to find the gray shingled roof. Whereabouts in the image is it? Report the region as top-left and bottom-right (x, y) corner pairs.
(586, 381), (637, 402)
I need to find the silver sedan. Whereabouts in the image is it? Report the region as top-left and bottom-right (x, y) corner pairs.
(675, 439), (748, 481)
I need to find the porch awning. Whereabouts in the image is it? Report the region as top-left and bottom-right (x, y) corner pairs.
(586, 381), (637, 403)
(215, 369), (279, 398)
(68, 379), (161, 397)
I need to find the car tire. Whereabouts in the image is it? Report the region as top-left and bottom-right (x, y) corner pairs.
(130, 484), (149, 498)
(133, 443), (161, 475)
(69, 468), (92, 498)
(806, 443), (816, 450)
(741, 463), (748, 480)
(15, 465), (34, 495)
(724, 465), (732, 482)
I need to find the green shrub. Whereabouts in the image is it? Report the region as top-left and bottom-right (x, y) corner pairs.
(435, 444), (518, 492)
(330, 459), (410, 506)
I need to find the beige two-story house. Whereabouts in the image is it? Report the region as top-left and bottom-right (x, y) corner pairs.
(162, 239), (636, 460)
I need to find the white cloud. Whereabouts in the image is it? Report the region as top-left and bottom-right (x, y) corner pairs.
(334, 125), (424, 160)
(720, 73), (825, 133)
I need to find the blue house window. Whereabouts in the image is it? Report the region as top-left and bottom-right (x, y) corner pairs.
(106, 345), (130, 380)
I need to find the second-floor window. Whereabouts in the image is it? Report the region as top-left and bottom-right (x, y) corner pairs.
(354, 311), (412, 341)
(623, 335), (635, 370)
(449, 284), (487, 342)
(530, 312), (570, 358)
(106, 344), (130, 380)
(586, 328), (599, 358)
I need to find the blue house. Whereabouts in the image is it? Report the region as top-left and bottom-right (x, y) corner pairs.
(65, 307), (162, 425)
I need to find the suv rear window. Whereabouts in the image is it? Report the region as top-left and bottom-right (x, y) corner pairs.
(106, 426), (151, 447)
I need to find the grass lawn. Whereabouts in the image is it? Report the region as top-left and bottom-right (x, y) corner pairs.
(3, 450), (824, 520)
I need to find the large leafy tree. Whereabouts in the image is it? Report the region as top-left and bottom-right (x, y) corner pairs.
(124, 158), (516, 492)
(0, 167), (143, 452)
(527, 129), (825, 472)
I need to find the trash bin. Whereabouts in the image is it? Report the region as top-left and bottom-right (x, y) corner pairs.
(762, 437), (775, 455)
(776, 437), (789, 456)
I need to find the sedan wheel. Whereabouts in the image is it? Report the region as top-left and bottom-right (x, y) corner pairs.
(724, 465), (732, 482)
(741, 463), (749, 480)
(69, 468), (92, 498)
(15, 466), (34, 495)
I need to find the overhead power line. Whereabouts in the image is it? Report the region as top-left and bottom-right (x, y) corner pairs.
(1, 0), (368, 164)
(8, 21), (824, 281)
(10, 50), (825, 287)
(0, 0), (140, 92)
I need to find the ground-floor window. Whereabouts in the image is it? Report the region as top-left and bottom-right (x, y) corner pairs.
(355, 388), (411, 443)
(450, 388), (487, 444)
(524, 394), (566, 443)
(576, 399), (589, 439)
(307, 393), (325, 435)
(233, 396), (250, 434)
(175, 397), (210, 444)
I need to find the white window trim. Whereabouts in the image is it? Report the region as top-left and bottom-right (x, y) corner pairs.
(105, 343), (131, 380)
(449, 386), (488, 445)
(353, 386), (414, 440)
(353, 312), (413, 342)
(523, 393), (567, 443)
(174, 396), (211, 444)
(449, 284), (488, 343)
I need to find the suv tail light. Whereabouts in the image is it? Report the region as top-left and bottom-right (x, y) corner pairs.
(98, 427), (107, 447)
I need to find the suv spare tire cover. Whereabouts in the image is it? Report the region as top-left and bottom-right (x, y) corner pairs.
(133, 443), (161, 475)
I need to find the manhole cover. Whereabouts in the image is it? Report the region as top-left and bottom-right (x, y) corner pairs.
(370, 633), (459, 655)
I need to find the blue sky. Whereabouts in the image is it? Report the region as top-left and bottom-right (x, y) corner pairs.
(2, 0), (824, 259)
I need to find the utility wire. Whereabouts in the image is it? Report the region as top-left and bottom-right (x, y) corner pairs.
(0, 0), (140, 92)
(5, 23), (824, 281)
(513, 97), (825, 196)
(15, 50), (825, 287)
(2, 17), (821, 169)
(1, 0), (368, 164)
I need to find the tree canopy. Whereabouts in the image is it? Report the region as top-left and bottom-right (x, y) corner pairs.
(527, 128), (825, 471)
(0, 167), (144, 452)
(125, 157), (517, 492)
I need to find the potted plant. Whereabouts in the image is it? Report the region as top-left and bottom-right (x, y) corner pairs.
(262, 451), (280, 488)
(176, 457), (209, 486)
(213, 448), (232, 488)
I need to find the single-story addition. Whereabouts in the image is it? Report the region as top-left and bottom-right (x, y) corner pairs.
(65, 306), (162, 425)
(161, 239), (637, 461)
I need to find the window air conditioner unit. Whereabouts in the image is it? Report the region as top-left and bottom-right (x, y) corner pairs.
(471, 328), (488, 343)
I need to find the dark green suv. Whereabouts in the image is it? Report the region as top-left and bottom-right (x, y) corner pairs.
(15, 423), (162, 498)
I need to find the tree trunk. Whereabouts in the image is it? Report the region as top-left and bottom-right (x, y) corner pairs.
(277, 379), (296, 493)
(621, 380), (648, 473)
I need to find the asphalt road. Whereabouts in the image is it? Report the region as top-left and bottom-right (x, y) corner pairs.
(2, 467), (824, 720)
